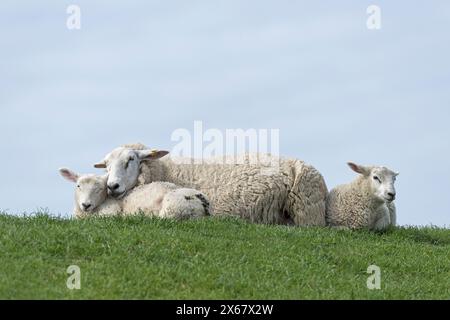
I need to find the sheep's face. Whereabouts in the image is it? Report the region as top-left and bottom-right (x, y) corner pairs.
(59, 169), (108, 213)
(94, 147), (169, 199)
(368, 167), (398, 203)
(348, 162), (399, 203)
(75, 175), (108, 213)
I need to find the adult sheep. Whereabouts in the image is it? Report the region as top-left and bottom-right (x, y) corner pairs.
(59, 168), (210, 219)
(326, 162), (398, 231)
(93, 143), (328, 226)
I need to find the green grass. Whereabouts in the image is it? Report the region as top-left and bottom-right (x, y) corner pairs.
(0, 213), (449, 300)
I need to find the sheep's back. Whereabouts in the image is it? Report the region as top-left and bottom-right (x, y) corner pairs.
(162, 155), (293, 223)
(121, 182), (178, 215)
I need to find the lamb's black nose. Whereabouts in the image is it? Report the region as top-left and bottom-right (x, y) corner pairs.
(108, 183), (120, 191)
(387, 192), (396, 200)
(82, 203), (91, 210)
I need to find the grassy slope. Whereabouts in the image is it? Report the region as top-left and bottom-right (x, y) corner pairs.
(0, 213), (449, 300)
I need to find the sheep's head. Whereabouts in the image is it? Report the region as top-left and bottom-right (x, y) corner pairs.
(59, 168), (108, 213)
(348, 162), (399, 203)
(93, 147), (169, 199)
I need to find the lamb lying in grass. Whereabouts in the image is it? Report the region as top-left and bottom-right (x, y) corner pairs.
(326, 162), (398, 231)
(59, 168), (210, 219)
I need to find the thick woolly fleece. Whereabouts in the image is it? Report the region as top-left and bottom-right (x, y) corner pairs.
(326, 175), (396, 230)
(74, 181), (210, 220)
(121, 182), (210, 219)
(124, 144), (328, 226)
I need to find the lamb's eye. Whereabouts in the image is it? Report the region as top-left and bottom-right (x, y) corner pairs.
(77, 185), (81, 189)
(373, 176), (381, 182)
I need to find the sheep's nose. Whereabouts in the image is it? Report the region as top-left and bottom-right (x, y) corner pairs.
(82, 203), (91, 210)
(108, 183), (120, 191)
(387, 192), (396, 200)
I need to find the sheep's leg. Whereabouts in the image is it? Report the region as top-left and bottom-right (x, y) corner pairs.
(286, 162), (328, 226)
(373, 207), (391, 231)
(387, 202), (397, 227)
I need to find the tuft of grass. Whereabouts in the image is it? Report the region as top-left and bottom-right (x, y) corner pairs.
(0, 213), (449, 300)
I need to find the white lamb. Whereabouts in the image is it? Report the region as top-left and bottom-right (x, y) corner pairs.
(92, 143), (328, 226)
(326, 162), (399, 231)
(59, 168), (210, 219)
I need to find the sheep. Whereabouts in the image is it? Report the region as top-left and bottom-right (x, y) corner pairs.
(58, 168), (210, 219)
(326, 162), (399, 231)
(121, 182), (211, 220)
(58, 169), (121, 218)
(92, 143), (328, 226)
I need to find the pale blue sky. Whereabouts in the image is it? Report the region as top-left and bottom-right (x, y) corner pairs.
(1, 1), (449, 226)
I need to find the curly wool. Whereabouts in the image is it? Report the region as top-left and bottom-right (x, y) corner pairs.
(123, 144), (328, 226)
(326, 176), (396, 230)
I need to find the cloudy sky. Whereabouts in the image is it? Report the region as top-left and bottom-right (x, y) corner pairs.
(1, 1), (449, 226)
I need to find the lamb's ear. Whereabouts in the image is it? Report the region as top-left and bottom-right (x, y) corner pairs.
(137, 149), (169, 161)
(347, 162), (370, 176)
(59, 168), (79, 183)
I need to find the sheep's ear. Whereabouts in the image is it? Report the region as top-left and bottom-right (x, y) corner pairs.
(347, 162), (370, 176)
(59, 168), (79, 183)
(395, 172), (400, 177)
(94, 161), (107, 169)
(137, 149), (169, 161)
(94, 152), (111, 169)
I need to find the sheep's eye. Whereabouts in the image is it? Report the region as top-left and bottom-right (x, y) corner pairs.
(125, 157), (135, 170)
(77, 185), (81, 189)
(373, 176), (381, 182)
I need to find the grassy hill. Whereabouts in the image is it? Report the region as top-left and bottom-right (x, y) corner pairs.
(0, 213), (448, 299)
